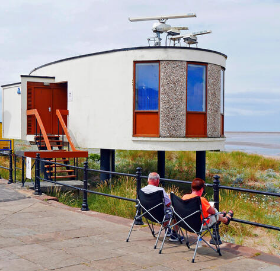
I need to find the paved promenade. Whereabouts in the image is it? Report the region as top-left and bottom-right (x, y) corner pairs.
(0, 180), (279, 271)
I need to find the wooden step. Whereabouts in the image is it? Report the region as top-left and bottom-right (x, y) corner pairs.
(37, 144), (63, 148)
(49, 159), (69, 163)
(36, 140), (62, 143)
(35, 135), (60, 139)
(46, 170), (74, 173)
(45, 164), (66, 168)
(51, 175), (76, 179)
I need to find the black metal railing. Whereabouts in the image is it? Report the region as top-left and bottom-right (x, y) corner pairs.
(0, 151), (279, 240)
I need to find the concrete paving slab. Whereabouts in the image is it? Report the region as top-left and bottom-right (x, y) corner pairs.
(0, 237), (24, 248)
(22, 249), (90, 270)
(0, 183), (26, 202)
(56, 264), (98, 271)
(5, 243), (52, 257)
(0, 248), (20, 261)
(0, 258), (44, 271)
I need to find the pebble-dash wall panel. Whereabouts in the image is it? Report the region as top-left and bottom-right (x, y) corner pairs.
(160, 61), (186, 137)
(207, 64), (221, 137)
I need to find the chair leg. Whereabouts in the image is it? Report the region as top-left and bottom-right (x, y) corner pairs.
(178, 228), (184, 244)
(185, 231), (190, 248)
(146, 219), (156, 237)
(158, 217), (172, 254)
(159, 229), (168, 254)
(208, 226), (221, 255)
(192, 235), (201, 263)
(154, 223), (164, 249)
(126, 218), (136, 242)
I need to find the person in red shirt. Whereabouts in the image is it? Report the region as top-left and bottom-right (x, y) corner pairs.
(182, 178), (233, 227)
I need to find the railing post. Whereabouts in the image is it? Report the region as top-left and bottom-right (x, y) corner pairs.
(8, 150), (13, 184)
(22, 156), (25, 187)
(14, 153), (17, 183)
(81, 159), (89, 211)
(211, 175), (222, 245)
(135, 167), (144, 225)
(34, 153), (42, 195)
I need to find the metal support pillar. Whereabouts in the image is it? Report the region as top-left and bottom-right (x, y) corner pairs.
(157, 151), (165, 185)
(196, 151), (206, 181)
(100, 149), (115, 181)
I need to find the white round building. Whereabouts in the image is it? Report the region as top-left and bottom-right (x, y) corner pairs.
(2, 46), (227, 179)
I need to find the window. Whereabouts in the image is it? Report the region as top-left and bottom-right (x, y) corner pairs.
(186, 63), (207, 137)
(135, 63), (159, 110)
(221, 69), (224, 114)
(133, 62), (159, 137)
(187, 64), (206, 112)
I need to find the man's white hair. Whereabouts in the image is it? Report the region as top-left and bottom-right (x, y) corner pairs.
(148, 172), (160, 181)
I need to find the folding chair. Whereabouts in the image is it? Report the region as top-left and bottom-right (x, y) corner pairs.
(159, 192), (222, 263)
(126, 189), (173, 250)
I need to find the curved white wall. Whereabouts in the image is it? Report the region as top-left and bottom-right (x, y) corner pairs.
(28, 47), (227, 151)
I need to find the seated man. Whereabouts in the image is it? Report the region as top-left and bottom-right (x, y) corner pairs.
(182, 178), (234, 227)
(141, 172), (171, 208)
(141, 172), (183, 241)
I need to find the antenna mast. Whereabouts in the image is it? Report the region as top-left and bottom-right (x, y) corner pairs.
(128, 13), (212, 47)
(129, 14), (196, 46)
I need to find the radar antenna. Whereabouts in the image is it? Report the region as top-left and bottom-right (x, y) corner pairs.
(128, 14), (196, 46)
(169, 30), (212, 47)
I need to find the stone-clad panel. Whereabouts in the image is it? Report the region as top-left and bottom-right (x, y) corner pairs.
(207, 64), (221, 137)
(160, 61), (186, 137)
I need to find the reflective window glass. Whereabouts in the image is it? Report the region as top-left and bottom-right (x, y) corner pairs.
(187, 64), (206, 112)
(135, 63), (159, 110)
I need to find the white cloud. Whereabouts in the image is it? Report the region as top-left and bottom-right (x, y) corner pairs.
(225, 107), (278, 117)
(226, 97), (280, 104)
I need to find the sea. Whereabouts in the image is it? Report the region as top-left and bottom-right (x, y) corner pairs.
(225, 132), (280, 157)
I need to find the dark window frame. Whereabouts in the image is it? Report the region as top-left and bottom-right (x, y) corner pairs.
(186, 62), (208, 113)
(186, 62), (208, 137)
(133, 61), (160, 137)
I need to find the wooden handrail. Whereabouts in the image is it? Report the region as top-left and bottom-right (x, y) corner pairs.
(26, 109), (52, 150)
(56, 109), (77, 151)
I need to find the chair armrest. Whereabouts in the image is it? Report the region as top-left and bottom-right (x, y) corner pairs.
(203, 212), (221, 222)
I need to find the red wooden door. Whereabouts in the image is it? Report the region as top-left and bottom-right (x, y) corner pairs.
(51, 83), (67, 134)
(27, 82), (67, 135)
(34, 86), (52, 134)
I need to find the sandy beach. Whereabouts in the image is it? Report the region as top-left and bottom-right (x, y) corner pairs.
(225, 132), (280, 158)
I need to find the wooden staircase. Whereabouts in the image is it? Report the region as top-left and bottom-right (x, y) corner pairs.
(34, 135), (76, 181)
(25, 109), (88, 182)
(44, 157), (77, 181)
(35, 135), (64, 150)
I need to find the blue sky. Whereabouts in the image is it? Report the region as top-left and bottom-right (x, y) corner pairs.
(0, 0), (279, 132)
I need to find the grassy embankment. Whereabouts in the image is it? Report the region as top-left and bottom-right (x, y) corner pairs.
(0, 150), (279, 254)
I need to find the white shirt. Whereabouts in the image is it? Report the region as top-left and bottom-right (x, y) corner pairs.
(141, 185), (171, 207)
